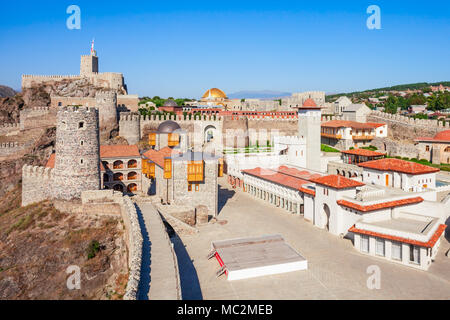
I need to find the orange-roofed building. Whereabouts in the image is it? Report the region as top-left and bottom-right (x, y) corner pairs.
(100, 145), (142, 194)
(357, 158), (439, 192)
(415, 129), (450, 165)
(321, 120), (387, 150)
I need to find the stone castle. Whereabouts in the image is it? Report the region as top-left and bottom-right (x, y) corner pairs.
(22, 48), (127, 94)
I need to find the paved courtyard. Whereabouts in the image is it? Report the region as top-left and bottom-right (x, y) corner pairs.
(175, 178), (450, 300)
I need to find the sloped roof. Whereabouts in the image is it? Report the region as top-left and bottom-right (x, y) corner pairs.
(341, 149), (386, 157)
(337, 197), (424, 213)
(349, 224), (446, 248)
(310, 175), (365, 189)
(100, 145), (140, 158)
(142, 147), (177, 167)
(358, 158), (440, 175)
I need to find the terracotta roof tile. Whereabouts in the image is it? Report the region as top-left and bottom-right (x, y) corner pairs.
(365, 122), (386, 128)
(242, 167), (314, 191)
(349, 224), (447, 248)
(310, 175), (365, 189)
(46, 153), (55, 168)
(321, 120), (378, 130)
(358, 158), (439, 175)
(337, 197), (424, 212)
(100, 145), (140, 158)
(341, 149), (386, 157)
(142, 147), (178, 167)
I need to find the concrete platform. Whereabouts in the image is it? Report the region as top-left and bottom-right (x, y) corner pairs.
(212, 235), (307, 281)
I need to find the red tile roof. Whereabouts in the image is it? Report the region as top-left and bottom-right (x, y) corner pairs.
(349, 224), (447, 248)
(416, 130), (450, 142)
(303, 98), (317, 107)
(46, 153), (55, 168)
(337, 197), (424, 212)
(100, 145), (140, 158)
(321, 120), (377, 130)
(365, 122), (386, 128)
(341, 149), (386, 157)
(358, 158), (440, 175)
(299, 186), (316, 196)
(142, 147), (177, 167)
(310, 175), (365, 189)
(242, 167), (315, 191)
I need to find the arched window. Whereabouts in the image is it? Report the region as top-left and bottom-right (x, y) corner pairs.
(113, 173), (124, 181)
(127, 183), (138, 193)
(113, 160), (123, 169)
(127, 172), (138, 180)
(127, 159), (137, 168)
(78, 121), (85, 129)
(102, 161), (109, 170)
(445, 147), (450, 153)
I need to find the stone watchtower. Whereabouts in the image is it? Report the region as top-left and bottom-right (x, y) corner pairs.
(298, 102), (322, 172)
(51, 106), (101, 200)
(119, 112), (141, 145)
(80, 52), (99, 77)
(95, 90), (118, 128)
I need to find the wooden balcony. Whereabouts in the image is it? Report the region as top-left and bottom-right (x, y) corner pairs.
(352, 135), (374, 141)
(321, 133), (342, 139)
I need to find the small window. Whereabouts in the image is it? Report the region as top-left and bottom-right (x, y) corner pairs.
(360, 235), (369, 253)
(426, 145), (430, 152)
(195, 184), (199, 192)
(80, 159), (84, 165)
(80, 140), (84, 146)
(188, 184), (192, 192)
(79, 122), (85, 129)
(392, 241), (402, 261)
(376, 238), (385, 257)
(409, 245), (420, 264)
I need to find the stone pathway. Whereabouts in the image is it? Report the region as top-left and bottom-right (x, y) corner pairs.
(135, 201), (181, 300)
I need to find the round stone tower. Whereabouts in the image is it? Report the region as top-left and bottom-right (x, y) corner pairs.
(119, 112), (141, 145)
(95, 90), (118, 140)
(51, 106), (101, 200)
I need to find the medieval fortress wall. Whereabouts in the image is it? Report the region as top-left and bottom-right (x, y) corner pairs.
(118, 112), (299, 148)
(21, 106), (101, 206)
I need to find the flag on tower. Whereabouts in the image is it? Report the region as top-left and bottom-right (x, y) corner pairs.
(91, 39), (95, 55)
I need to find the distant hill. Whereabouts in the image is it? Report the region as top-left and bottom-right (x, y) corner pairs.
(327, 81), (450, 100)
(0, 85), (17, 98)
(228, 90), (291, 100)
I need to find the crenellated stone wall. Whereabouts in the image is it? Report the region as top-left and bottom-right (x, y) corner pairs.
(22, 165), (53, 206)
(367, 111), (449, 142)
(0, 123), (20, 135)
(0, 142), (27, 157)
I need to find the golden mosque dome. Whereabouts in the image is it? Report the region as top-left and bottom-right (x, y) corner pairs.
(202, 88), (227, 99)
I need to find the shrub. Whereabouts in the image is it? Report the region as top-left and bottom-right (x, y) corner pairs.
(87, 240), (101, 260)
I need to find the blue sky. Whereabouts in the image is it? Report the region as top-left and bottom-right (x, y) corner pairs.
(0, 0), (449, 98)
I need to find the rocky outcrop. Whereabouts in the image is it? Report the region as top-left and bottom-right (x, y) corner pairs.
(0, 85), (16, 98)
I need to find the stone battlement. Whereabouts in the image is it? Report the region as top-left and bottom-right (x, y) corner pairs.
(60, 105), (97, 114)
(0, 123), (20, 135)
(370, 110), (450, 128)
(22, 74), (81, 79)
(22, 165), (53, 179)
(1, 142), (23, 148)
